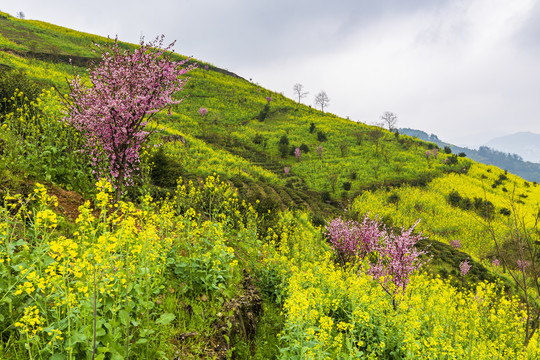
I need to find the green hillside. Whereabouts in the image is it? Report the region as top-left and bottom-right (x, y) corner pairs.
(1, 12), (540, 359)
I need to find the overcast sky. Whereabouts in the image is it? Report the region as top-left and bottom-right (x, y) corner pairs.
(3, 0), (540, 147)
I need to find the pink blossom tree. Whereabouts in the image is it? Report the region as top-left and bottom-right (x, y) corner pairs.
(66, 36), (195, 200)
(326, 216), (428, 309)
(316, 145), (323, 159)
(294, 147), (301, 162)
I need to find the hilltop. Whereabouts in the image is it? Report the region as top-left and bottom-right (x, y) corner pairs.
(1, 11), (540, 359)
(485, 131), (540, 164)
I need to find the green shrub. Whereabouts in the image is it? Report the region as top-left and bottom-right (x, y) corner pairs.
(278, 143), (289, 158)
(0, 68), (41, 116)
(150, 146), (184, 188)
(279, 134), (289, 145)
(257, 103), (270, 121)
(253, 133), (265, 145)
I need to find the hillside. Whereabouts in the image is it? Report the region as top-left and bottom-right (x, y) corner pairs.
(485, 131), (540, 164)
(401, 127), (540, 182)
(1, 12), (540, 359)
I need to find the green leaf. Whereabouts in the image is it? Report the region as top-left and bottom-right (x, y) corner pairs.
(119, 310), (129, 326)
(111, 353), (124, 360)
(69, 332), (86, 345)
(156, 313), (175, 325)
(50, 354), (66, 360)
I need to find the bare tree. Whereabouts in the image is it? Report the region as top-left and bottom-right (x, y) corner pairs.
(16, 11), (25, 19)
(293, 83), (309, 104)
(381, 111), (398, 131)
(314, 91), (330, 113)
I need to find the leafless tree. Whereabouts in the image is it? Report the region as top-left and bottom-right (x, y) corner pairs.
(381, 111), (398, 131)
(314, 91), (330, 113)
(16, 11), (25, 19)
(293, 83), (309, 104)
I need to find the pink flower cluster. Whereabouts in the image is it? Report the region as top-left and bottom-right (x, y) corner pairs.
(326, 216), (428, 293)
(294, 147), (301, 161)
(517, 259), (530, 271)
(199, 107), (208, 116)
(449, 239), (462, 249)
(459, 259), (471, 276)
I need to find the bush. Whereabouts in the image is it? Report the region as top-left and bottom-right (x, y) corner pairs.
(253, 133), (265, 145)
(309, 122), (316, 133)
(150, 146), (184, 188)
(317, 131), (327, 142)
(257, 103), (270, 121)
(299, 143), (309, 153)
(448, 190), (463, 207)
(0, 69), (41, 116)
(321, 191), (331, 203)
(278, 143), (289, 158)
(444, 146), (452, 154)
(500, 207), (511, 216)
(343, 181), (351, 191)
(310, 213), (326, 228)
(446, 154), (459, 165)
(279, 134), (289, 145)
(387, 193), (400, 206)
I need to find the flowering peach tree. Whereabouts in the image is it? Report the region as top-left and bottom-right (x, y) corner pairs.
(326, 216), (428, 309)
(66, 36), (194, 199)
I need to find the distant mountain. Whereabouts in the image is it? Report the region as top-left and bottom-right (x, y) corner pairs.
(400, 128), (540, 183)
(485, 132), (540, 163)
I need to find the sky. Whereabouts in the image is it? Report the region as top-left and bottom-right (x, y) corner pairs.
(3, 0), (540, 147)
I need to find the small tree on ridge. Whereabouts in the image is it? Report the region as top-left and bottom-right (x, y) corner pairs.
(314, 91), (330, 113)
(381, 111), (397, 131)
(293, 83), (309, 104)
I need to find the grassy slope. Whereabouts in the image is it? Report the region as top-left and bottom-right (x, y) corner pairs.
(1, 10), (531, 268)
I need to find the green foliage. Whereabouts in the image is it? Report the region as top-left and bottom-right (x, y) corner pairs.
(278, 143), (289, 158)
(149, 145), (184, 188)
(252, 133), (265, 145)
(256, 103), (270, 122)
(0, 68), (40, 115)
(317, 130), (328, 142)
(1, 88), (93, 193)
